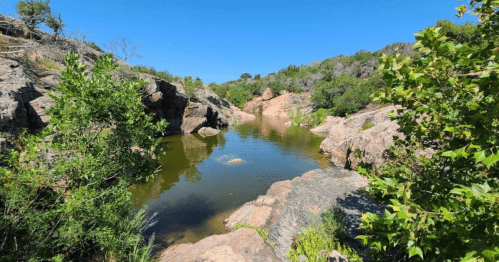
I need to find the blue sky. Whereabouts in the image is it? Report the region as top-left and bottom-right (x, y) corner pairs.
(1, 0), (476, 84)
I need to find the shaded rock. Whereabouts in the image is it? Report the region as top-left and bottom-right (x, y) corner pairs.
(181, 103), (209, 133)
(224, 168), (368, 261)
(262, 87), (274, 101)
(198, 127), (221, 136)
(158, 228), (283, 262)
(28, 95), (55, 129)
(0, 57), (41, 133)
(328, 250), (348, 262)
(320, 106), (403, 169)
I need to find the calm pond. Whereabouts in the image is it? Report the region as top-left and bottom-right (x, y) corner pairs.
(129, 114), (332, 252)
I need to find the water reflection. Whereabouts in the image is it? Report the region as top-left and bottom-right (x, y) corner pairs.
(129, 132), (226, 207)
(130, 114), (331, 254)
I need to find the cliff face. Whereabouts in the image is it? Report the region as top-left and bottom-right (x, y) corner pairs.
(0, 14), (240, 144)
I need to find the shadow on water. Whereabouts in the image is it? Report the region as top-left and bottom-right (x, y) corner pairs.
(130, 114), (332, 255)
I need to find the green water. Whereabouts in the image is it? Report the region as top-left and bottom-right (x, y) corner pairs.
(129, 114), (331, 251)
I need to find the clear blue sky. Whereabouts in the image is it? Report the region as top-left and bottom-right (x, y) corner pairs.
(0, 0), (476, 84)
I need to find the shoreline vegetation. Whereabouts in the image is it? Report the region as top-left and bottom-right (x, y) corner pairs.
(1, 0), (498, 261)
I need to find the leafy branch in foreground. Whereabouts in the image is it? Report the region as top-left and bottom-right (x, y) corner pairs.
(0, 52), (167, 261)
(358, 1), (499, 261)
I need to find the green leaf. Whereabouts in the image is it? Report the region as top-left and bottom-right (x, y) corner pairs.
(482, 152), (499, 168)
(474, 150), (487, 163)
(409, 246), (424, 259)
(397, 210), (410, 220)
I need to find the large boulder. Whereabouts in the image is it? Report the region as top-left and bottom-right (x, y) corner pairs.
(159, 228), (283, 262)
(224, 168), (369, 261)
(319, 105), (403, 169)
(262, 87), (274, 101)
(197, 127), (221, 136)
(28, 95), (55, 129)
(142, 79), (229, 134)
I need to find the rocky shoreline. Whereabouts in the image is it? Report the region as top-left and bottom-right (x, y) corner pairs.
(159, 168), (386, 262)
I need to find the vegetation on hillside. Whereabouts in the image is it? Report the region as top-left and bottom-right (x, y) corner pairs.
(0, 53), (167, 261)
(209, 43), (414, 110)
(357, 1), (499, 261)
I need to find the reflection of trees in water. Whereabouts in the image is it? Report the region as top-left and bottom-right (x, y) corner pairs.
(183, 166), (201, 183)
(130, 132), (225, 207)
(233, 114), (331, 168)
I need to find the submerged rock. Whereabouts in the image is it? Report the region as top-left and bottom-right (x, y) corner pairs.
(228, 158), (242, 164)
(224, 168), (369, 261)
(158, 228), (283, 262)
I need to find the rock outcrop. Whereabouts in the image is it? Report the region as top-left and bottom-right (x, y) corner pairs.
(159, 228), (283, 262)
(243, 93), (313, 119)
(319, 105), (403, 169)
(223, 168), (369, 261)
(0, 14), (238, 137)
(262, 87), (274, 101)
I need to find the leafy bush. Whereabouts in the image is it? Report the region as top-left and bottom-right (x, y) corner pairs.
(287, 105), (308, 126)
(226, 85), (252, 108)
(287, 208), (363, 262)
(310, 108), (332, 127)
(358, 3), (499, 261)
(131, 65), (182, 83)
(0, 53), (167, 261)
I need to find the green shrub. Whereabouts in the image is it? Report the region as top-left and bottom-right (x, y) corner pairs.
(358, 3), (499, 261)
(287, 208), (362, 262)
(226, 85), (252, 108)
(0, 53), (167, 261)
(310, 108), (332, 127)
(360, 123), (374, 131)
(287, 106), (308, 126)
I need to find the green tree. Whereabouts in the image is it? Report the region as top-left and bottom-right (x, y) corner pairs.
(45, 12), (64, 40)
(254, 74), (261, 80)
(0, 53), (167, 261)
(16, 0), (51, 35)
(240, 72), (252, 80)
(226, 85), (252, 108)
(358, 2), (499, 261)
(193, 76), (204, 88)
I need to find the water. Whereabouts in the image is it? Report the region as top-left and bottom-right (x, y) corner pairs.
(129, 114), (331, 252)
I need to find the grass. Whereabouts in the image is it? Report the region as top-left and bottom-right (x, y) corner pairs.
(360, 123), (375, 131)
(287, 207), (363, 262)
(232, 223), (276, 249)
(26, 56), (61, 70)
